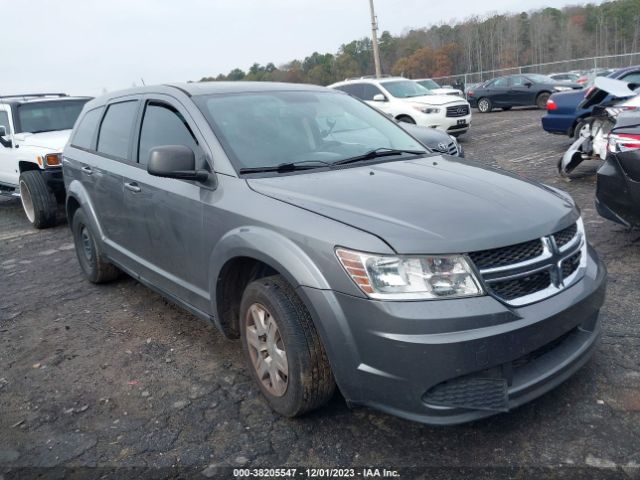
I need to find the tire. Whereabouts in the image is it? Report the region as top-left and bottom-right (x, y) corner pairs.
(71, 209), (119, 283)
(477, 97), (492, 113)
(19, 170), (57, 229)
(396, 115), (416, 124)
(240, 275), (335, 417)
(536, 92), (551, 109)
(501, 106), (512, 111)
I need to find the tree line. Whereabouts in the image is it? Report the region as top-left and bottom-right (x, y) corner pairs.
(198, 0), (640, 85)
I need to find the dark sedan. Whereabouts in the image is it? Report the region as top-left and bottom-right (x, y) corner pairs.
(596, 111), (640, 228)
(467, 74), (582, 113)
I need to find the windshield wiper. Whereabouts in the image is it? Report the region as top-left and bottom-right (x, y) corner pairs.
(332, 148), (426, 166)
(239, 160), (332, 174)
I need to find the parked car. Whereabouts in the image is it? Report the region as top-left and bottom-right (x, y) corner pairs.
(549, 73), (581, 83)
(596, 111), (640, 227)
(63, 82), (606, 425)
(414, 78), (464, 97)
(0, 93), (91, 228)
(577, 68), (616, 86)
(542, 66), (640, 137)
(467, 74), (581, 113)
(329, 77), (471, 136)
(397, 121), (464, 157)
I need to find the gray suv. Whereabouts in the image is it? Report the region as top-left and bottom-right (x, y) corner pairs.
(63, 82), (606, 425)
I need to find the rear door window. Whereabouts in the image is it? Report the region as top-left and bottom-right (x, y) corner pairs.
(137, 102), (201, 166)
(97, 101), (139, 160)
(335, 83), (364, 99)
(361, 84), (384, 100)
(71, 107), (104, 150)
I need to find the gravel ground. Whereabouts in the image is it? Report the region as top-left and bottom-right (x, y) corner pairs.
(1, 108), (639, 479)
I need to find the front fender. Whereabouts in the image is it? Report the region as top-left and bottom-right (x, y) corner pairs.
(208, 226), (332, 315)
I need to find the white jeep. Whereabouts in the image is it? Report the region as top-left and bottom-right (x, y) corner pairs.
(0, 94), (90, 228)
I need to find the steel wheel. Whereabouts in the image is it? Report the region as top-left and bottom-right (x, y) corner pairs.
(245, 303), (289, 397)
(19, 179), (35, 223)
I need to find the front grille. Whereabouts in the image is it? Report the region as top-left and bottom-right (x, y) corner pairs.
(554, 223), (578, 248)
(423, 377), (508, 412)
(424, 328), (578, 412)
(468, 239), (543, 270)
(432, 140), (458, 155)
(562, 251), (581, 278)
(489, 270), (551, 300)
(446, 104), (470, 117)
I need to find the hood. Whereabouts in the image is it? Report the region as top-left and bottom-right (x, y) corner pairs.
(248, 156), (577, 254)
(15, 129), (72, 151)
(400, 95), (465, 106)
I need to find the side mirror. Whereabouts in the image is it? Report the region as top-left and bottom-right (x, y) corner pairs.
(147, 145), (209, 182)
(524, 81), (533, 88)
(0, 126), (12, 148)
(372, 93), (387, 102)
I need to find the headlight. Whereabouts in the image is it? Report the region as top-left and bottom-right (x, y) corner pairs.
(411, 105), (440, 114)
(335, 248), (483, 300)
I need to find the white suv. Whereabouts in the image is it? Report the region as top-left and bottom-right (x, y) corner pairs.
(0, 94), (90, 228)
(329, 76), (471, 136)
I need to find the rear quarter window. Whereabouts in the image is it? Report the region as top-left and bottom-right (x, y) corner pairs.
(97, 101), (139, 160)
(71, 107), (104, 150)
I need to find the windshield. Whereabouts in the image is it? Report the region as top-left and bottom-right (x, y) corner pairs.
(380, 80), (431, 98)
(16, 100), (89, 134)
(526, 74), (555, 84)
(417, 79), (440, 90)
(194, 90), (424, 172)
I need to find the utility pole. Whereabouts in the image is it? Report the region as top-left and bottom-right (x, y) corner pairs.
(368, 0), (382, 78)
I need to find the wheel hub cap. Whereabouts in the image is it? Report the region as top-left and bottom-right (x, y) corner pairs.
(245, 303), (289, 397)
(80, 227), (93, 262)
(19, 181), (35, 223)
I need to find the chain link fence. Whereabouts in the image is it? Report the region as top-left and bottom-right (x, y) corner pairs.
(431, 52), (640, 89)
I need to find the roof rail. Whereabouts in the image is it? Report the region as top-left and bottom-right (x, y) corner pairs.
(344, 74), (395, 81)
(0, 93), (69, 100)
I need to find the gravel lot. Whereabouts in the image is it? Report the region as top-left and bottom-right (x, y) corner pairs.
(1, 108), (639, 479)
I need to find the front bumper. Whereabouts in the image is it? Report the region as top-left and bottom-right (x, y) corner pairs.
(300, 245), (606, 425)
(415, 112), (471, 134)
(42, 166), (65, 194)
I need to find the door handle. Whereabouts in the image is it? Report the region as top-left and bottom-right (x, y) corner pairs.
(81, 166), (93, 175)
(124, 182), (141, 193)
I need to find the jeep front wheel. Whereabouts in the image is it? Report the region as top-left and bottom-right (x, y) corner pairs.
(19, 171), (57, 229)
(240, 275), (335, 417)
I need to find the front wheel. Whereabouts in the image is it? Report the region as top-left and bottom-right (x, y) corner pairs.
(477, 97), (492, 113)
(19, 170), (57, 229)
(240, 275), (335, 417)
(536, 92), (551, 109)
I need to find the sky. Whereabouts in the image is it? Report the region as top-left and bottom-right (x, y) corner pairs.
(1, 0), (587, 96)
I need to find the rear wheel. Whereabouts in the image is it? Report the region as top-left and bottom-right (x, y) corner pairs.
(72, 209), (119, 283)
(396, 115), (416, 124)
(19, 170), (57, 229)
(477, 97), (492, 113)
(240, 275), (335, 417)
(536, 92), (551, 109)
